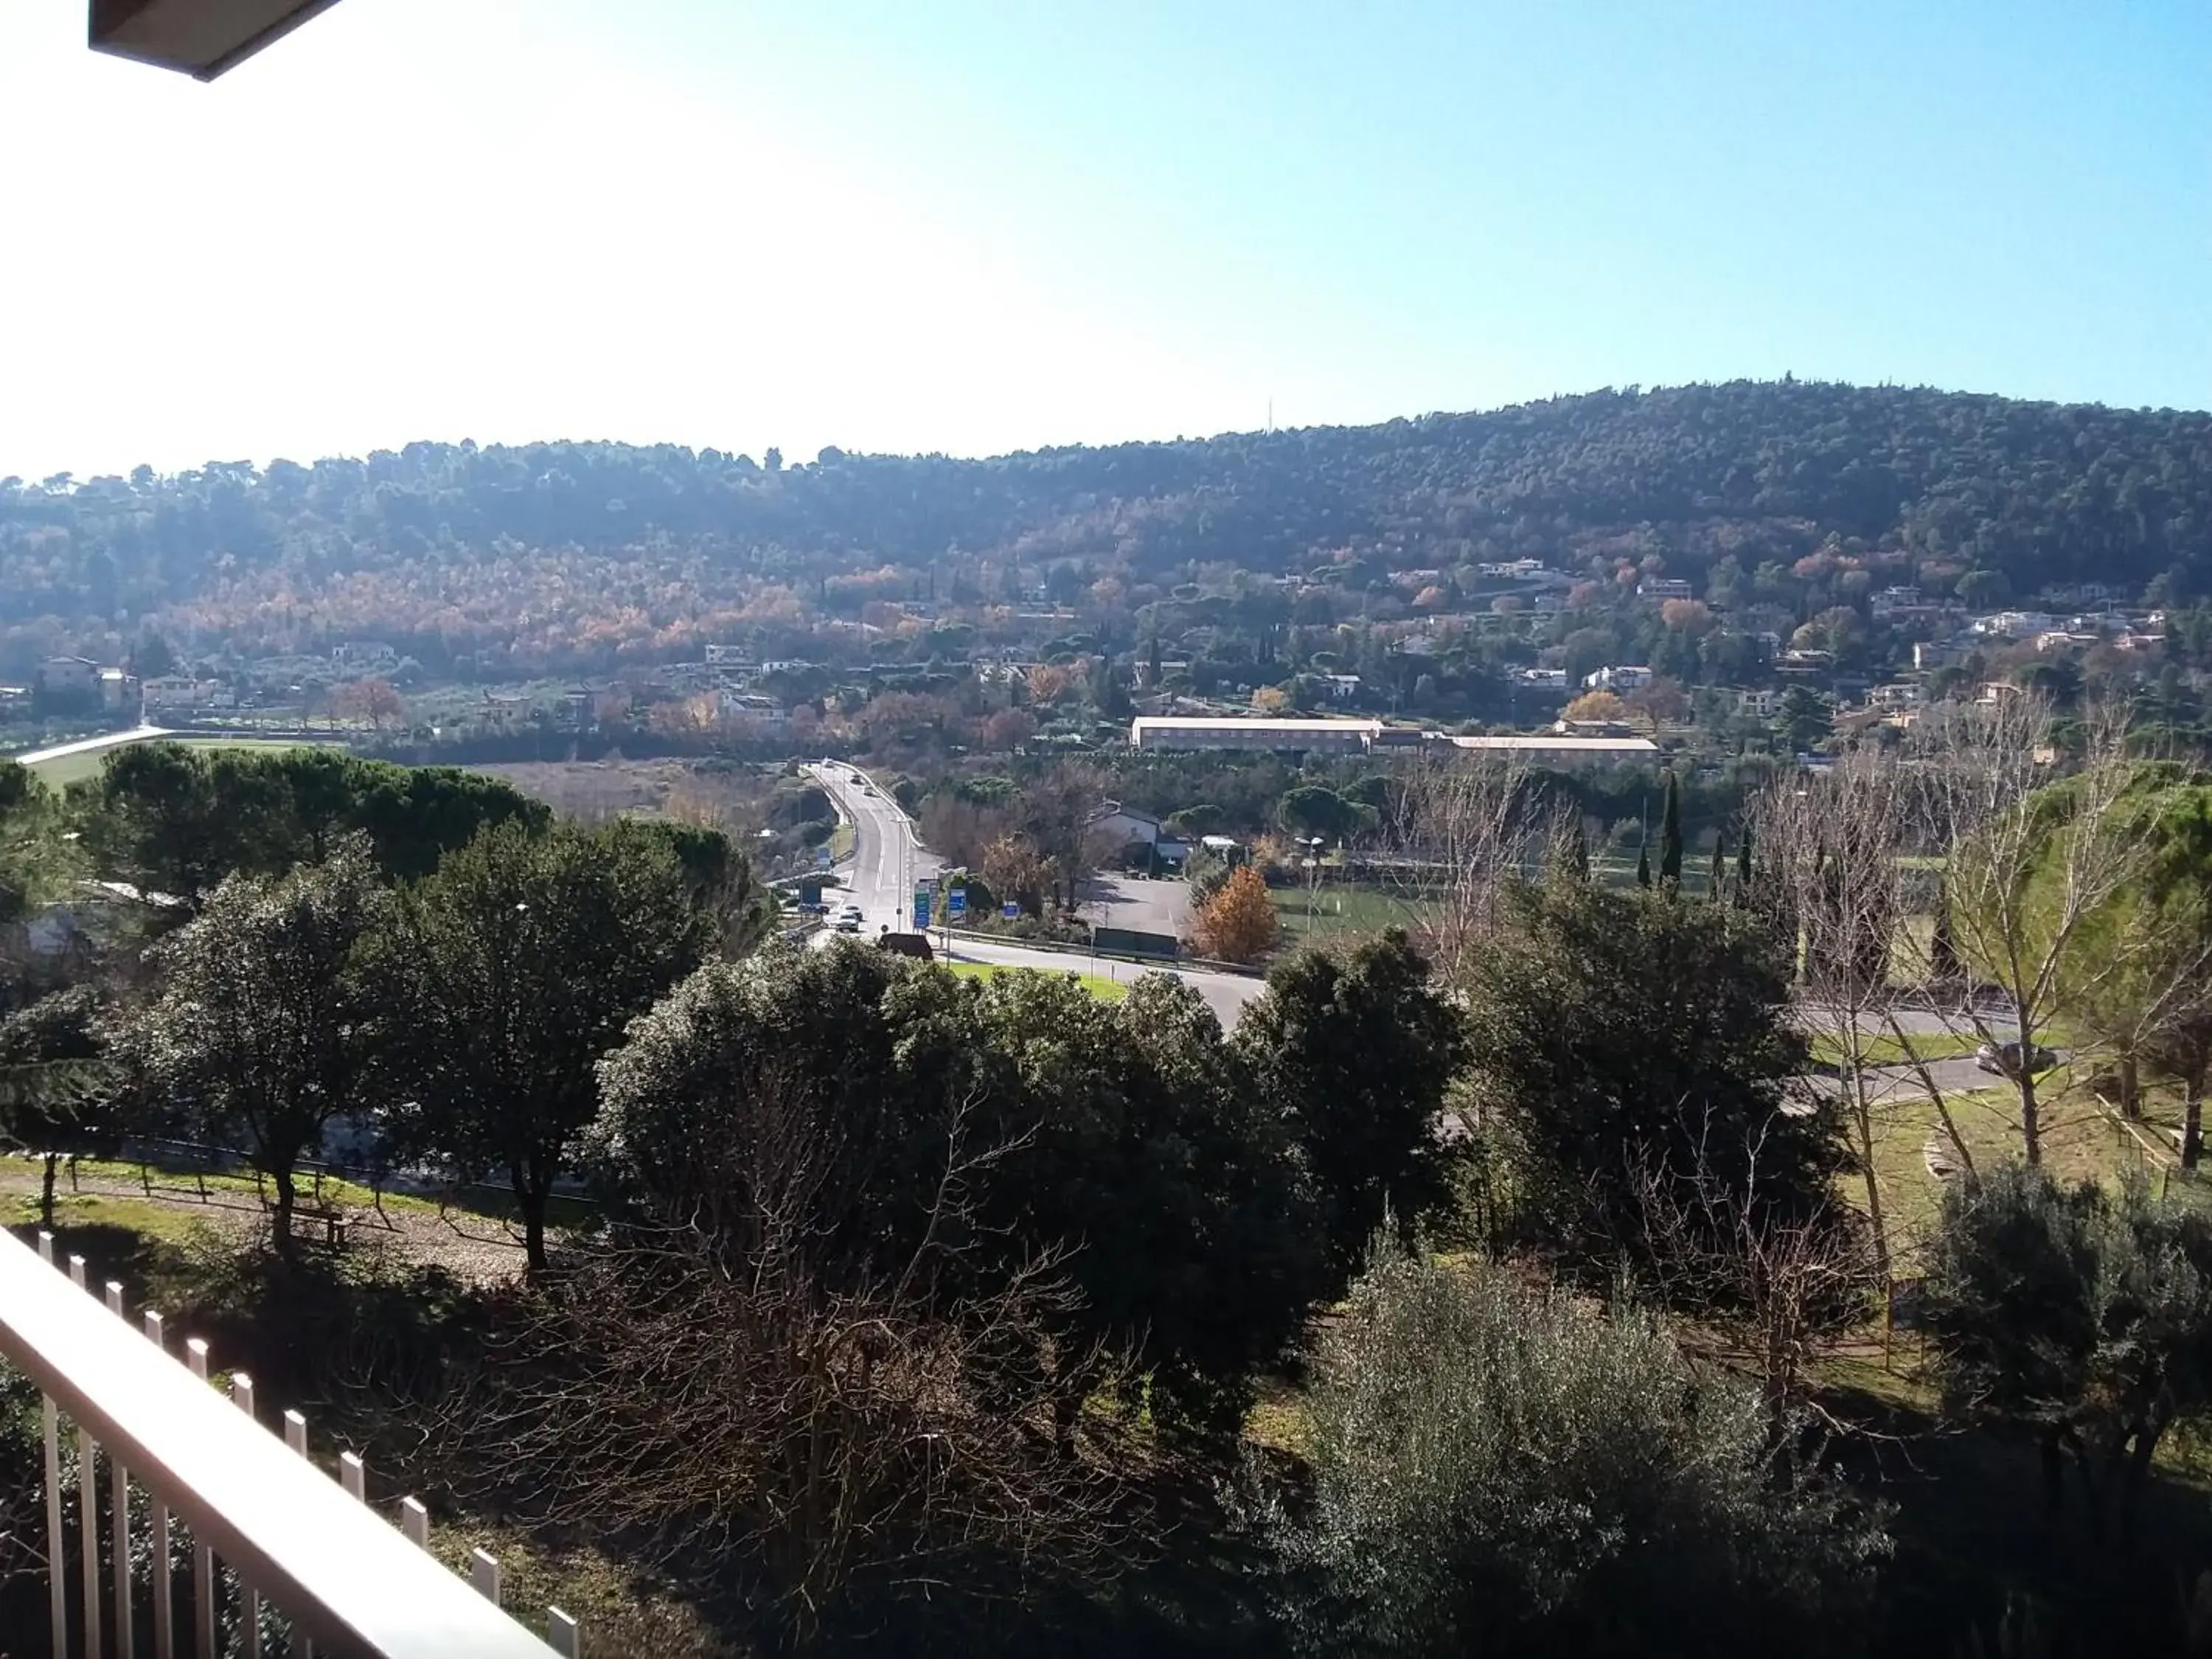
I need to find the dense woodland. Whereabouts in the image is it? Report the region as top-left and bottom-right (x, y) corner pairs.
(6, 381), (2211, 676)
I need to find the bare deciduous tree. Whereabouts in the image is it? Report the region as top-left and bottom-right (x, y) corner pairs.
(1907, 697), (2169, 1165)
(1378, 749), (1542, 986)
(416, 1071), (1152, 1649)
(1626, 1130), (1881, 1416)
(1751, 745), (1940, 1282)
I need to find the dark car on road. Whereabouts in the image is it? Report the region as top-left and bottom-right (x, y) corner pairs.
(1975, 1040), (2059, 1078)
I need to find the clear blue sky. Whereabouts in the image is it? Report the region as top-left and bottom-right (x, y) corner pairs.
(2, 0), (2205, 479)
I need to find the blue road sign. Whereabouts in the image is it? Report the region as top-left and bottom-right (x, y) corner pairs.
(1002, 902), (1020, 920)
(815, 845), (832, 869)
(914, 886), (933, 930)
(947, 886), (967, 922)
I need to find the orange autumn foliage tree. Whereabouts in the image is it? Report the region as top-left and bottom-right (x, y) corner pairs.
(1191, 866), (1279, 964)
(1562, 689), (1627, 723)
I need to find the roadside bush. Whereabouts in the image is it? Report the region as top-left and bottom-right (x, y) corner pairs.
(1253, 1251), (1889, 1659)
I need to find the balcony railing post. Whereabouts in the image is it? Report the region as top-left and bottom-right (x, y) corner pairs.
(186, 1338), (216, 1659)
(471, 1548), (501, 1605)
(69, 1256), (102, 1659)
(105, 1281), (136, 1658)
(400, 1497), (429, 1551)
(283, 1411), (318, 1659)
(38, 1234), (66, 1659)
(232, 1373), (262, 1659)
(548, 1607), (580, 1658)
(341, 1453), (365, 1503)
(145, 1309), (177, 1659)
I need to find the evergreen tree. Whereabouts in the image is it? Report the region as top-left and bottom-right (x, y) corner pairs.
(1460, 880), (1844, 1285)
(1659, 771), (1684, 893)
(1930, 878), (1961, 982)
(1559, 813), (1590, 883)
(1708, 829), (1727, 902)
(1636, 842), (1652, 888)
(1736, 822), (1754, 901)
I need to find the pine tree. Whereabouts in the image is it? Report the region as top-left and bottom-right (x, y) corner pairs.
(1658, 771), (1684, 894)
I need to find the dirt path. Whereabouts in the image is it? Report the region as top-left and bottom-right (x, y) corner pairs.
(0, 1163), (532, 1284)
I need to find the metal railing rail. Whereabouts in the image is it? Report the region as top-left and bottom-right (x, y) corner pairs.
(0, 1224), (575, 1658)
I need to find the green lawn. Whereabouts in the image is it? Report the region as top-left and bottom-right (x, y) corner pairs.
(1854, 1069), (2202, 1265)
(944, 961), (1130, 1002)
(22, 734), (325, 787)
(1808, 1029), (1984, 1069)
(4, 1155), (594, 1231)
(1270, 883), (1436, 942)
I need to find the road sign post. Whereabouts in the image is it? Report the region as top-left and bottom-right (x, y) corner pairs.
(913, 885), (932, 931)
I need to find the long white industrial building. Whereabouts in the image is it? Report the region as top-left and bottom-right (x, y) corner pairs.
(1127, 717), (1659, 765)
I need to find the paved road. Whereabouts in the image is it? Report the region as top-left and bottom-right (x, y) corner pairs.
(1083, 870), (1190, 939)
(805, 760), (939, 931)
(12, 723), (171, 766)
(806, 763), (1262, 1028)
(1804, 1055), (1995, 1107)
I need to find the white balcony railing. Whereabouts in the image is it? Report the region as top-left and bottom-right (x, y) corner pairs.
(0, 1223), (582, 1657)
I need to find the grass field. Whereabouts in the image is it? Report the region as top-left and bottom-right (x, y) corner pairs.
(944, 961), (1130, 1001)
(1808, 1028), (1984, 1068)
(1270, 883), (1437, 942)
(1854, 1068), (2205, 1265)
(22, 734), (322, 787)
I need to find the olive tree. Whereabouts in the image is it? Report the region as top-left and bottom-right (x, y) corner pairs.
(1924, 1161), (2212, 1539)
(1255, 1249), (1890, 1658)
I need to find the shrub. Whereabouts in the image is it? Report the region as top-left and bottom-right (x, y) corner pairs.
(1254, 1251), (1889, 1659)
(1923, 1160), (2212, 1538)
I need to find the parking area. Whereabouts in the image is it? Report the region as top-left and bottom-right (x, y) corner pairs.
(1084, 872), (1190, 939)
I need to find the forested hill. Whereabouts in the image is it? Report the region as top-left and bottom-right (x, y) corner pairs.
(5, 380), (2210, 670)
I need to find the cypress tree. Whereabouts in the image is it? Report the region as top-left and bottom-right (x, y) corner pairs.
(1552, 812), (1592, 886)
(1736, 823), (1753, 894)
(1930, 878), (1961, 981)
(1635, 842), (1652, 889)
(1707, 830), (1727, 902)
(1658, 771), (1683, 894)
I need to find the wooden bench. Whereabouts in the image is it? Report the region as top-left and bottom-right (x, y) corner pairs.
(1924, 1132), (1966, 1183)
